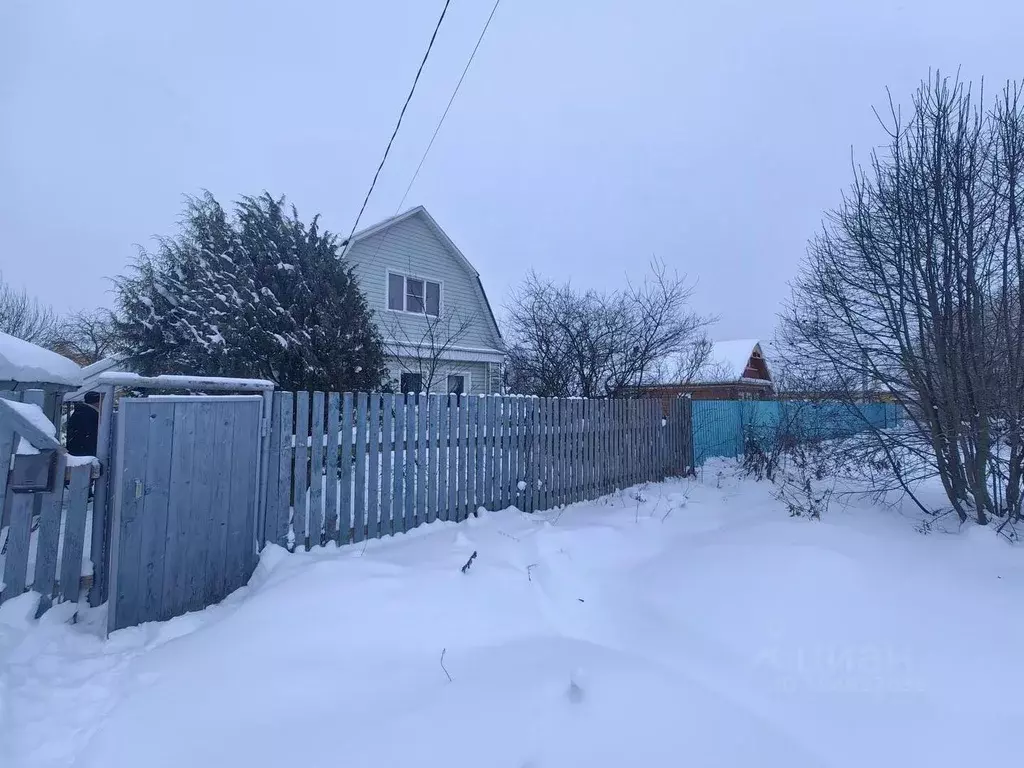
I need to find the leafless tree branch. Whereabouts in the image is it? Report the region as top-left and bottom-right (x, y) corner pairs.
(781, 73), (1024, 525)
(0, 273), (58, 344)
(383, 309), (478, 395)
(504, 262), (715, 397)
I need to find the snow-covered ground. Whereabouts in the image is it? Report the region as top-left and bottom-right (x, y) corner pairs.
(2, 460), (1022, 768)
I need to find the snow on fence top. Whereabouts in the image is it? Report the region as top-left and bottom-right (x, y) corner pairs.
(91, 372), (275, 391)
(0, 397), (61, 454)
(0, 331), (83, 388)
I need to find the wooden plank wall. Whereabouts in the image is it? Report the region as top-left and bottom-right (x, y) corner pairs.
(263, 393), (693, 551)
(107, 397), (263, 631)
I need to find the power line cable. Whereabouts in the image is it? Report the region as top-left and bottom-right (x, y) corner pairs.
(342, 0), (453, 251)
(357, 0), (504, 280)
(396, 0), (503, 212)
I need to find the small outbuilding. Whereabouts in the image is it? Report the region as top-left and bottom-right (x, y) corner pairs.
(640, 339), (775, 404)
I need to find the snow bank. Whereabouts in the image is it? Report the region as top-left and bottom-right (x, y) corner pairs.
(2, 464), (1023, 768)
(0, 331), (82, 387)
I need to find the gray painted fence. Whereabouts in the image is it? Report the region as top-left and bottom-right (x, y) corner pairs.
(264, 393), (694, 550)
(0, 389), (94, 613)
(106, 395), (263, 631)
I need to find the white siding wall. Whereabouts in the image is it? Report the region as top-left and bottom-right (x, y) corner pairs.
(345, 214), (503, 352)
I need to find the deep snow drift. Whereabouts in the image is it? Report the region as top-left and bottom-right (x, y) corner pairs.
(2, 461), (1022, 768)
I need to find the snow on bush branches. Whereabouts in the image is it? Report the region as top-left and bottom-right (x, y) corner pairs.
(112, 192), (387, 392)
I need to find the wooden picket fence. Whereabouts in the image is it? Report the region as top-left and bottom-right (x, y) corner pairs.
(264, 392), (693, 550)
(0, 391), (94, 612)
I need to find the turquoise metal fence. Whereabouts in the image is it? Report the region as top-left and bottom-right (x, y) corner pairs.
(691, 400), (901, 466)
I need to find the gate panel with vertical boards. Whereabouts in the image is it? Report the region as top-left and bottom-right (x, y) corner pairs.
(107, 395), (263, 632)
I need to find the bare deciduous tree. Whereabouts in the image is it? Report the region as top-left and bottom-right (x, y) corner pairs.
(384, 310), (478, 395)
(782, 74), (1024, 526)
(0, 273), (57, 344)
(50, 309), (118, 364)
(505, 260), (714, 397)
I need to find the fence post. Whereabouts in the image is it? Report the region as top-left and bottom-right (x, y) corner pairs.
(475, 395), (486, 514)
(32, 451), (69, 614)
(325, 393), (340, 542)
(367, 392), (381, 540)
(447, 394), (458, 519)
(427, 394), (440, 524)
(404, 395), (416, 531)
(417, 394), (429, 524)
(465, 396), (477, 518)
(293, 392), (309, 550)
(380, 393), (393, 533)
(353, 392), (368, 543)
(539, 397), (548, 510)
(309, 392), (325, 546)
(60, 464), (92, 603)
(339, 393), (353, 544)
(486, 396), (498, 510)
(86, 384), (116, 606)
(437, 395), (449, 521)
(391, 395), (404, 535)
(275, 393), (294, 548)
(458, 397), (470, 520)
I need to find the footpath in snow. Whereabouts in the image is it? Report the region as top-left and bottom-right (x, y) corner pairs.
(1, 460), (1022, 768)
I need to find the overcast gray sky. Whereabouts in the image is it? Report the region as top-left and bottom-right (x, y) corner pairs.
(2, 0), (1022, 339)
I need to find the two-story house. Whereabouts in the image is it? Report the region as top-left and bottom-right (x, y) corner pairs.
(343, 206), (505, 396)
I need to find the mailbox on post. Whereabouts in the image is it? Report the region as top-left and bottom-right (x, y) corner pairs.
(9, 450), (59, 493)
(0, 398), (65, 494)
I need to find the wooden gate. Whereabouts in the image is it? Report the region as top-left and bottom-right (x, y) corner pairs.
(107, 395), (263, 631)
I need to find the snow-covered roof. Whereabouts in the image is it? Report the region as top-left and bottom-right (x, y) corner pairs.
(0, 331), (84, 388)
(691, 339), (771, 385)
(80, 355), (122, 380)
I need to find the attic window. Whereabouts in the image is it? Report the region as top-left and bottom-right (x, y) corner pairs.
(388, 272), (440, 316)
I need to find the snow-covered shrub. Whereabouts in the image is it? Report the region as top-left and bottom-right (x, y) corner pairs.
(112, 192), (388, 392)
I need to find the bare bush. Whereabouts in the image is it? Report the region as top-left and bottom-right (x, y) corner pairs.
(0, 273), (57, 344)
(50, 309), (118, 364)
(505, 260), (714, 397)
(782, 74), (1024, 525)
(739, 400), (839, 518)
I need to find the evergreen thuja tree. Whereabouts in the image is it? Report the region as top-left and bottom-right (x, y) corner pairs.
(113, 191), (387, 391)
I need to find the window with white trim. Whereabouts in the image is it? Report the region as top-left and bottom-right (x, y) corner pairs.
(388, 272), (440, 316)
(447, 374), (465, 395)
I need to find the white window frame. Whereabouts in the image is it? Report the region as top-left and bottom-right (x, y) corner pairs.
(386, 270), (442, 317)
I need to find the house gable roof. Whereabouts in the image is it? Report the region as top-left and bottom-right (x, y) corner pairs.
(691, 339), (773, 385)
(343, 206), (503, 342)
